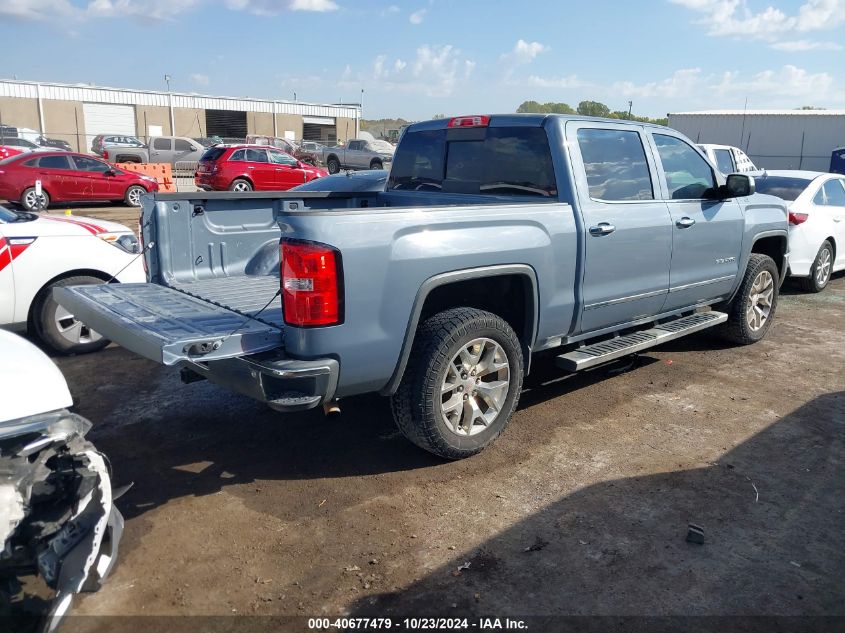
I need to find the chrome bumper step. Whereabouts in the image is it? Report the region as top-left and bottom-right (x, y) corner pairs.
(556, 311), (728, 371)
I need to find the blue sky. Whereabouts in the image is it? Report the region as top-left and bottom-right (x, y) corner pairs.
(1, 0), (844, 119)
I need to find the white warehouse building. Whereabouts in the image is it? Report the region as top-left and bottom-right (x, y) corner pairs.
(668, 109), (845, 172)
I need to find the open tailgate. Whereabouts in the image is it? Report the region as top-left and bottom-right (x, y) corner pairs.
(54, 283), (283, 365)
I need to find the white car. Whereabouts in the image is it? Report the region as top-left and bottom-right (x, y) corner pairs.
(698, 144), (758, 174)
(0, 330), (123, 628)
(0, 205), (145, 353)
(755, 170), (845, 292)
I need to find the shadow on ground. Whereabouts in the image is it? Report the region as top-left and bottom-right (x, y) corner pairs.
(347, 392), (845, 618)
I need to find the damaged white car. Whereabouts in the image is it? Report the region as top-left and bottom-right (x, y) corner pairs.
(0, 330), (122, 630)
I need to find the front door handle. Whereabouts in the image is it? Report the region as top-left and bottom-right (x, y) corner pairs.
(676, 217), (696, 228)
(589, 222), (616, 236)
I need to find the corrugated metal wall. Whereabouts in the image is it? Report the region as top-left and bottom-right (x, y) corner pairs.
(0, 80), (359, 120)
(669, 113), (845, 171)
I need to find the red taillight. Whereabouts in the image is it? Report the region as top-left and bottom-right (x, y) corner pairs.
(447, 115), (490, 128)
(788, 211), (809, 225)
(281, 240), (342, 327)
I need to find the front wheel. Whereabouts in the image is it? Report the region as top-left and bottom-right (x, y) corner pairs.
(800, 241), (833, 293)
(35, 276), (110, 354)
(719, 253), (779, 345)
(391, 308), (524, 459)
(326, 157), (341, 174)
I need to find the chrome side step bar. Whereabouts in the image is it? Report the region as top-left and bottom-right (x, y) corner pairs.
(556, 311), (728, 372)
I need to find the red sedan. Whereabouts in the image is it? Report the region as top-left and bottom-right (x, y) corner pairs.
(195, 144), (327, 192)
(0, 151), (158, 211)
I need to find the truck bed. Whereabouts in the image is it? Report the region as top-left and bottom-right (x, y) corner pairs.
(170, 275), (282, 326)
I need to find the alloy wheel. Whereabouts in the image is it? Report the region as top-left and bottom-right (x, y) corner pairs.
(745, 270), (774, 332)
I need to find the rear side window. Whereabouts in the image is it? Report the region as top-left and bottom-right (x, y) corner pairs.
(38, 155), (72, 169)
(821, 179), (845, 206)
(713, 149), (735, 174)
(653, 134), (717, 200)
(577, 128), (653, 201)
(201, 148), (226, 161)
(229, 149), (246, 162)
(389, 127), (556, 197)
(153, 138), (171, 150)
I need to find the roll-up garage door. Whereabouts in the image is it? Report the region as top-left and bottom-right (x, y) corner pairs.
(83, 103), (136, 152)
(205, 110), (247, 140)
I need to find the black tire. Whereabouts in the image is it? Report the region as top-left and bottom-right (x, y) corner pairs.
(369, 159), (383, 170)
(35, 276), (110, 355)
(228, 178), (253, 192)
(719, 253), (779, 345)
(124, 184), (146, 207)
(21, 187), (50, 211)
(799, 240), (833, 293)
(391, 308), (524, 460)
(327, 157), (341, 174)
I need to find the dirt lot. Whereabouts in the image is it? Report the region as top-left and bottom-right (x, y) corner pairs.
(23, 207), (845, 629)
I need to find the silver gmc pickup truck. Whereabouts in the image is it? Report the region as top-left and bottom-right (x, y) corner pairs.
(57, 114), (788, 459)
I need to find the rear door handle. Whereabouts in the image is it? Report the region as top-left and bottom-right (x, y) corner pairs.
(589, 222), (616, 236)
(676, 217), (696, 228)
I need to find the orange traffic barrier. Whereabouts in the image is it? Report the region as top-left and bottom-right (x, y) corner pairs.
(114, 162), (176, 192)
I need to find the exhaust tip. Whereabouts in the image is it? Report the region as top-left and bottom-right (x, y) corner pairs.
(323, 400), (341, 416)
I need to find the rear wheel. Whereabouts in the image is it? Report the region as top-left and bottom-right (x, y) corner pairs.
(229, 178), (252, 192)
(719, 253), (779, 345)
(35, 276), (110, 354)
(21, 187), (50, 211)
(327, 157), (341, 174)
(800, 241), (833, 293)
(124, 185), (146, 207)
(369, 159), (383, 170)
(391, 308), (523, 459)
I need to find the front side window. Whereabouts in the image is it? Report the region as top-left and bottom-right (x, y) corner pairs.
(72, 156), (111, 172)
(713, 149), (735, 174)
(174, 139), (192, 151)
(245, 148), (268, 163)
(269, 150), (297, 166)
(577, 128), (653, 201)
(654, 134), (717, 200)
(153, 138), (171, 150)
(38, 155), (72, 169)
(822, 179), (845, 206)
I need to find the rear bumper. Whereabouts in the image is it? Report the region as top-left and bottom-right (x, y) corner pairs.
(180, 351), (339, 412)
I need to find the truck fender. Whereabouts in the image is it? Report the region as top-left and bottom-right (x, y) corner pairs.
(379, 264), (539, 396)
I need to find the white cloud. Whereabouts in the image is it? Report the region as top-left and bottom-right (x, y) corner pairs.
(87, 0), (200, 20)
(409, 8), (426, 24)
(502, 39), (550, 64)
(224, 0), (338, 14)
(189, 73), (210, 86)
(711, 64), (834, 100)
(383, 4), (400, 14)
(341, 44), (475, 97)
(0, 0), (77, 20)
(526, 74), (584, 89)
(672, 0), (845, 41)
(612, 68), (703, 98)
(770, 39), (842, 51)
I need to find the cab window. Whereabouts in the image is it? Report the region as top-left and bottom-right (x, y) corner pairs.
(577, 128), (653, 201)
(174, 139), (192, 152)
(653, 134), (717, 200)
(712, 149), (735, 174)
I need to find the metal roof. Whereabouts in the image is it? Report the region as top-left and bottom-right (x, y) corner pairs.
(670, 109), (845, 116)
(0, 79), (360, 119)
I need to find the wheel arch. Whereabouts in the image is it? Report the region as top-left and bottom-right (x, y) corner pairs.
(27, 268), (114, 333)
(379, 265), (539, 396)
(231, 175), (254, 188)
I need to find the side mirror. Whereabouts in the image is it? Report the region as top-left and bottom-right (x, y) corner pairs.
(104, 169), (116, 177)
(724, 173), (755, 198)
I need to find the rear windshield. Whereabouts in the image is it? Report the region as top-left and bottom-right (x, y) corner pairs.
(388, 126), (557, 197)
(200, 148), (226, 162)
(754, 176), (813, 201)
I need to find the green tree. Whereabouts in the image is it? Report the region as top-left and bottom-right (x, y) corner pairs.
(516, 100), (575, 114)
(576, 100), (611, 117)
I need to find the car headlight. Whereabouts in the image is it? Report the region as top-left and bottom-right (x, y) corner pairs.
(99, 232), (140, 254)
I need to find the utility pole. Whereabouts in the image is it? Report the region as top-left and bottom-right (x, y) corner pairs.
(164, 74), (174, 136)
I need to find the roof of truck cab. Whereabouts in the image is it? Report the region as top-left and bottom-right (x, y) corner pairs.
(406, 113), (671, 131)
